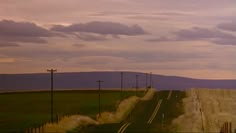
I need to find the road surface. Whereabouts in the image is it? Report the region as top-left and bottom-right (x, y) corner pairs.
(82, 90), (185, 133)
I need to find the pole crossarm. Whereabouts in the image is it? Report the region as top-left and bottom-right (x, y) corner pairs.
(96, 80), (104, 83)
(47, 69), (57, 72)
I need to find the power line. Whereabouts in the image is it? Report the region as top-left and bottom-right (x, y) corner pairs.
(47, 69), (57, 123)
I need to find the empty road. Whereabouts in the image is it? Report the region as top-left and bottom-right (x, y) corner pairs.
(83, 90), (185, 133)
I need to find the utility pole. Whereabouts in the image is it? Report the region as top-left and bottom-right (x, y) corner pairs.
(47, 69), (57, 123)
(162, 113), (165, 129)
(145, 73), (148, 89)
(136, 75), (139, 96)
(150, 72), (152, 88)
(120, 72), (123, 100)
(97, 80), (103, 117)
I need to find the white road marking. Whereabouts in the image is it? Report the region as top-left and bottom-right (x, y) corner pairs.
(118, 123), (128, 133)
(118, 122), (131, 133)
(147, 99), (163, 124)
(120, 123), (131, 133)
(167, 90), (172, 100)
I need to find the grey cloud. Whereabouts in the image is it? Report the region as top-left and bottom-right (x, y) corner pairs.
(51, 21), (147, 36)
(0, 36), (47, 43)
(146, 36), (173, 42)
(127, 15), (169, 21)
(147, 27), (236, 46)
(212, 38), (236, 45)
(127, 11), (193, 21)
(0, 20), (51, 37)
(76, 33), (108, 41)
(217, 22), (236, 32)
(175, 27), (235, 40)
(0, 19), (51, 44)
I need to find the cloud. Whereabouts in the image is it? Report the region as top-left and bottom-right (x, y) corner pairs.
(217, 21), (236, 32)
(212, 38), (236, 45)
(0, 57), (15, 63)
(127, 15), (169, 21)
(132, 0), (235, 11)
(89, 11), (142, 17)
(0, 20), (51, 37)
(72, 43), (86, 47)
(147, 27), (236, 46)
(0, 19), (51, 44)
(51, 21), (147, 36)
(0, 36), (47, 43)
(153, 12), (192, 16)
(175, 27), (235, 40)
(146, 36), (173, 42)
(76, 33), (108, 41)
(0, 42), (20, 47)
(91, 11), (190, 17)
(127, 11), (193, 20)
(1, 44), (207, 65)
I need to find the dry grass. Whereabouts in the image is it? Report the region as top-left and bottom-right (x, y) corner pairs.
(173, 88), (236, 132)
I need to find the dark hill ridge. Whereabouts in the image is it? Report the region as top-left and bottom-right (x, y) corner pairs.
(0, 72), (235, 91)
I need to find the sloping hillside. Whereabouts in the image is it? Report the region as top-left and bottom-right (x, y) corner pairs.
(0, 72), (236, 91)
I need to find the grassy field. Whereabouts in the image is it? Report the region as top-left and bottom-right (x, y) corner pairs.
(0, 89), (145, 132)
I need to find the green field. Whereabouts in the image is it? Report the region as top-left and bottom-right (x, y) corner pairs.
(0, 90), (145, 132)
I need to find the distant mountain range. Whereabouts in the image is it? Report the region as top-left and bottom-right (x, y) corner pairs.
(0, 72), (236, 92)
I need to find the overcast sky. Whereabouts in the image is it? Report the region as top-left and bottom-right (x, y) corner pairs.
(0, 0), (235, 79)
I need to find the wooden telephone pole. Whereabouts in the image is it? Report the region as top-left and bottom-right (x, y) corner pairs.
(97, 80), (103, 117)
(136, 75), (139, 96)
(150, 72), (152, 88)
(120, 72), (123, 100)
(146, 73), (148, 89)
(47, 69), (57, 123)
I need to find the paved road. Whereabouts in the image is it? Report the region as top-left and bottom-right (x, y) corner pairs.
(83, 90), (184, 133)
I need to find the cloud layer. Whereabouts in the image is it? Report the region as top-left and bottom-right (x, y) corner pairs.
(147, 27), (236, 46)
(51, 21), (147, 36)
(0, 20), (51, 45)
(0, 20), (51, 37)
(0, 20), (147, 46)
(217, 22), (236, 32)
(0, 42), (20, 47)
